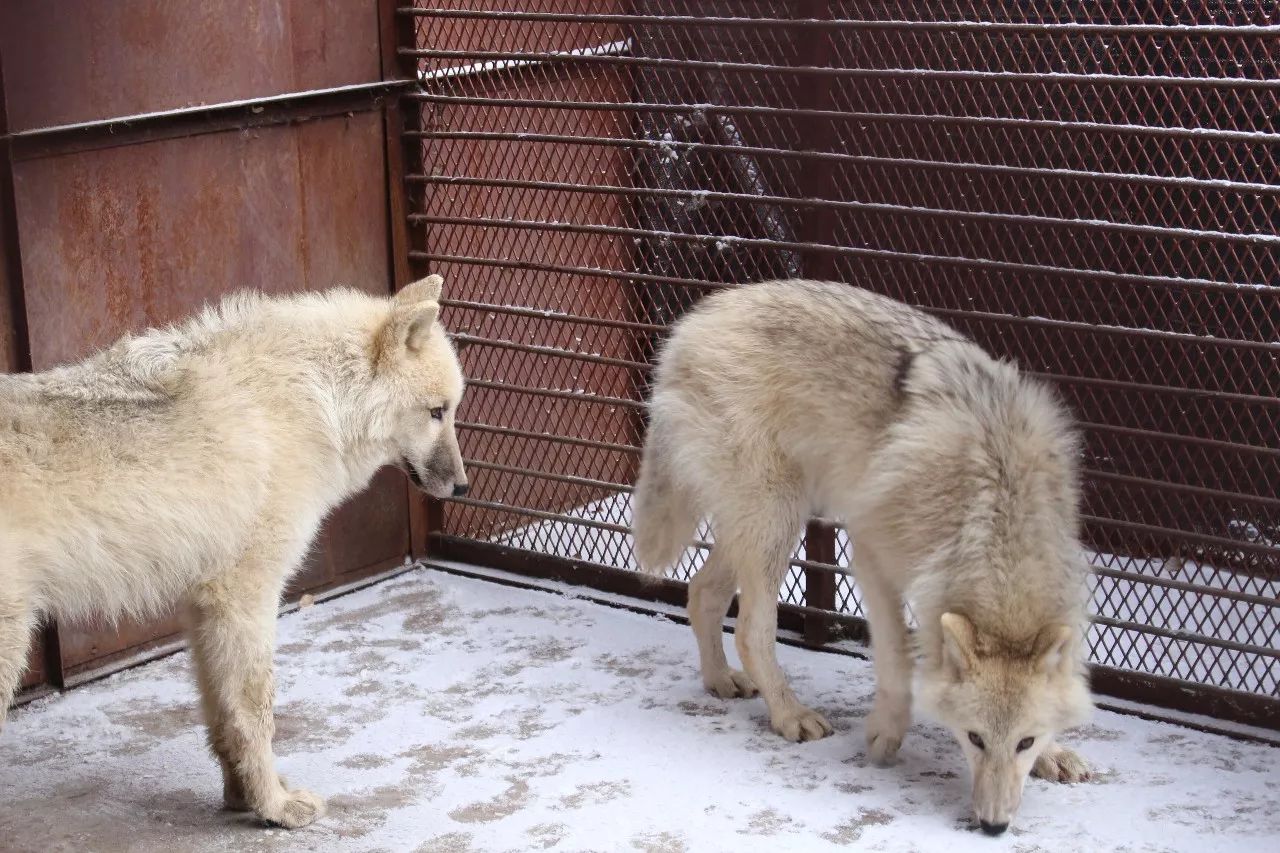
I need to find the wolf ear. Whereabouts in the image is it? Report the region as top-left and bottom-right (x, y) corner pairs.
(387, 275), (443, 354)
(397, 273), (444, 305)
(939, 612), (977, 678)
(1032, 624), (1075, 675)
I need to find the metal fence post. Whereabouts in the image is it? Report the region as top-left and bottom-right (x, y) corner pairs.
(796, 0), (840, 645)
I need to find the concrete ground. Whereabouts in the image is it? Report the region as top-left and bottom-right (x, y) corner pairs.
(1, 567), (1276, 853)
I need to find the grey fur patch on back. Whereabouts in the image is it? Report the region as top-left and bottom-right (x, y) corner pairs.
(891, 348), (915, 400)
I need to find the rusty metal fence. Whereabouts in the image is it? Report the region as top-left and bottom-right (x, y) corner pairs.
(396, 2), (1279, 729)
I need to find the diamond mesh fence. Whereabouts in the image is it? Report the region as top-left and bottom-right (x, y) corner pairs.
(399, 2), (1278, 723)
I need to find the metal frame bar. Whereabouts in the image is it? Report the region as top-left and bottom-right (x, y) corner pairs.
(406, 48), (1280, 90)
(407, 93), (1279, 144)
(397, 9), (1280, 38)
(6, 80), (412, 161)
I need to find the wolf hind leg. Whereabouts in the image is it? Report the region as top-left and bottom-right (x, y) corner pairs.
(0, 580), (36, 734)
(723, 500), (832, 742)
(688, 547), (756, 699)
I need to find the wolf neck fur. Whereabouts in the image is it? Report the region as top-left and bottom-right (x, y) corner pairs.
(885, 361), (1085, 657)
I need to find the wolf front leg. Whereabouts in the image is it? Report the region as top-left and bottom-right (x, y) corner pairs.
(850, 542), (912, 765)
(1032, 739), (1091, 783)
(186, 553), (323, 829)
(724, 505), (833, 743)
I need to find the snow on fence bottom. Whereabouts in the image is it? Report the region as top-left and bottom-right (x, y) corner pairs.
(483, 492), (1279, 698)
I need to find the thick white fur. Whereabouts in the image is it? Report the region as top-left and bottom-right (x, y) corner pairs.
(0, 276), (466, 828)
(633, 279), (1093, 832)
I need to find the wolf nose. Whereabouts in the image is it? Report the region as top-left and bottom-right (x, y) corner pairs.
(979, 821), (1008, 837)
(452, 483), (470, 497)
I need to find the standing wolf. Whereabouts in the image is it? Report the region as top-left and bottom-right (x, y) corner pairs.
(0, 275), (467, 828)
(632, 279), (1092, 834)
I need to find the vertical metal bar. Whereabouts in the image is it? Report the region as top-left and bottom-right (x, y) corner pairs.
(380, 0), (419, 293)
(620, 0), (655, 495)
(802, 523), (838, 647)
(379, 0), (437, 558)
(796, 1), (840, 645)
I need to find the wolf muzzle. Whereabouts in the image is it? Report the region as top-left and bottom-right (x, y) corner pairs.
(403, 459), (469, 497)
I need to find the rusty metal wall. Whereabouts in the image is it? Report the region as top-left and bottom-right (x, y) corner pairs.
(2, 1), (414, 693)
(401, 3), (1279, 728)
(2, 0), (382, 131)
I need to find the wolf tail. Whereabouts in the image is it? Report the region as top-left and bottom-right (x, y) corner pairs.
(632, 417), (698, 576)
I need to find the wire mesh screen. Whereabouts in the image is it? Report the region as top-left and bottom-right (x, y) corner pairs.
(400, 3), (1278, 722)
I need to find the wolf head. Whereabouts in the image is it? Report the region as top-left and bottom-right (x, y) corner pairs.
(917, 612), (1092, 834)
(375, 274), (468, 500)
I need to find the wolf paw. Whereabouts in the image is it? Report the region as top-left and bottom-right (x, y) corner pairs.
(704, 668), (758, 699)
(865, 701), (909, 766)
(224, 773), (288, 812)
(1032, 744), (1090, 783)
(258, 788), (325, 829)
(771, 705), (833, 743)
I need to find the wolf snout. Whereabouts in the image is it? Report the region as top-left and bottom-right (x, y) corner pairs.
(979, 820), (1008, 837)
(400, 458), (466, 499)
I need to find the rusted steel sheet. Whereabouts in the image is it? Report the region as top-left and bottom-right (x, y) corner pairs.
(19, 649), (45, 690)
(13, 112), (389, 368)
(0, 0), (381, 132)
(324, 468), (413, 578)
(288, 467), (412, 596)
(58, 615), (185, 682)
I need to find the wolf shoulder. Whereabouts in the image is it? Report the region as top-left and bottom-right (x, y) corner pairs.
(653, 278), (977, 422)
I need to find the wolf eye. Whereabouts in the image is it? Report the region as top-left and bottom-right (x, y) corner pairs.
(429, 406), (446, 421)
(1016, 736), (1035, 752)
(968, 732), (985, 750)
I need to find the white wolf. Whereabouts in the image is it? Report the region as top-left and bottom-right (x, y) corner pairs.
(632, 279), (1093, 834)
(0, 275), (467, 828)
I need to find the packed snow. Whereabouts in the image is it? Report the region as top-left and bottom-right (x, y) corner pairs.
(495, 493), (1280, 696)
(1, 567), (1276, 852)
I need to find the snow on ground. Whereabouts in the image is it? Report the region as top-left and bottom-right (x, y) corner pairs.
(2, 568), (1277, 853)
(495, 493), (1280, 696)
